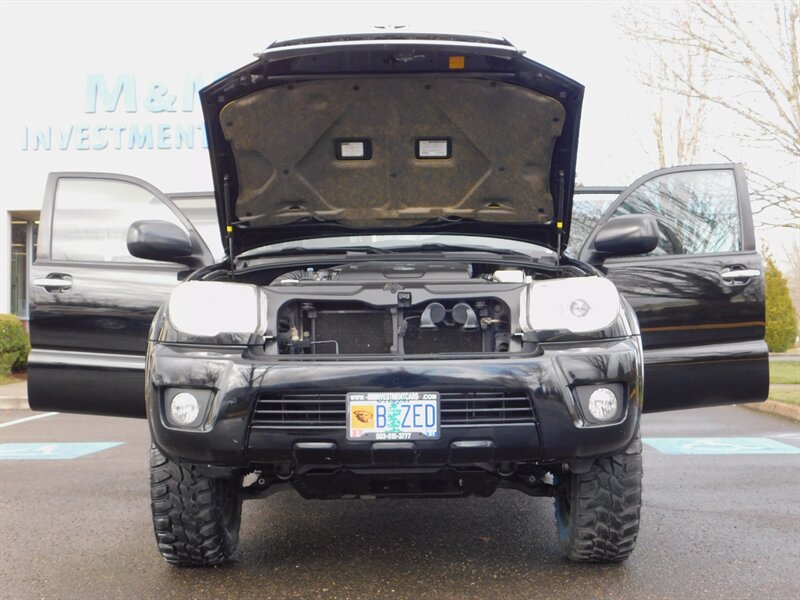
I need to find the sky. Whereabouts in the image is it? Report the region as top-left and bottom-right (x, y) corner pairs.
(1, 0), (797, 266)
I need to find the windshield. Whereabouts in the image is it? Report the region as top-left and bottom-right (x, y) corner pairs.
(239, 234), (556, 259)
(167, 193), (555, 262)
(171, 191), (619, 262)
(169, 195), (225, 260)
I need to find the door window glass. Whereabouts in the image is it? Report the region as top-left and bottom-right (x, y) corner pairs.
(51, 179), (185, 263)
(569, 191), (619, 256)
(611, 170), (741, 256)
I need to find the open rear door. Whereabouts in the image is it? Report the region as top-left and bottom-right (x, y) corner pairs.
(28, 173), (212, 417)
(580, 164), (769, 412)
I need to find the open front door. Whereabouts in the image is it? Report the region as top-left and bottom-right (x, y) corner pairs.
(580, 164), (769, 413)
(28, 173), (212, 417)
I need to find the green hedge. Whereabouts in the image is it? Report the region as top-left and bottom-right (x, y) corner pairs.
(0, 314), (30, 376)
(765, 257), (799, 353)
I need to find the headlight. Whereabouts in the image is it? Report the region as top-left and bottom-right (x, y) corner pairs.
(519, 276), (621, 334)
(167, 281), (267, 338)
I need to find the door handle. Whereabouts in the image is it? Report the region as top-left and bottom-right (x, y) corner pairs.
(720, 268), (760, 282)
(33, 274), (73, 292)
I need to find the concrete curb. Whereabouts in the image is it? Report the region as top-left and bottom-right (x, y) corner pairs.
(0, 381), (29, 410)
(743, 400), (800, 422)
(0, 395), (29, 410)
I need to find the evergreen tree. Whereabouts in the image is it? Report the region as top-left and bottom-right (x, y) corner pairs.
(764, 257), (798, 353)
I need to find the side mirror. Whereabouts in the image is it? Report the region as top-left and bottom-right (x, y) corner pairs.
(594, 214), (659, 257)
(127, 220), (195, 265)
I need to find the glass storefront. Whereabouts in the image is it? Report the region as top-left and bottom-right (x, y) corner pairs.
(9, 218), (38, 319)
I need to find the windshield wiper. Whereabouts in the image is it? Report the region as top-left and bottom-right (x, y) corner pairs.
(239, 243), (533, 262)
(239, 245), (395, 259)
(393, 243), (532, 257)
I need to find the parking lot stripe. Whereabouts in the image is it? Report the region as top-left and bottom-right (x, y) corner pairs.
(0, 412), (59, 429)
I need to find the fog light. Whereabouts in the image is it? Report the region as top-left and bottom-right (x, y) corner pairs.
(588, 388), (618, 421)
(170, 392), (200, 425)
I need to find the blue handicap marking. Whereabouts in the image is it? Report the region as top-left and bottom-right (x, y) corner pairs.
(0, 442), (123, 460)
(643, 437), (800, 455)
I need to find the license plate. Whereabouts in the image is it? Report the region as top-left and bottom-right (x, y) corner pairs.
(346, 391), (440, 441)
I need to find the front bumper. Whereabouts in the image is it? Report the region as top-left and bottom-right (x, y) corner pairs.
(147, 337), (642, 471)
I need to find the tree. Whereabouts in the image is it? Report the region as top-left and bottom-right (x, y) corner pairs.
(764, 256), (798, 352)
(620, 0), (800, 227)
(635, 42), (712, 168)
(786, 237), (800, 325)
(0, 314), (29, 375)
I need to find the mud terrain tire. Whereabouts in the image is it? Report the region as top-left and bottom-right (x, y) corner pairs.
(150, 444), (242, 567)
(554, 437), (642, 562)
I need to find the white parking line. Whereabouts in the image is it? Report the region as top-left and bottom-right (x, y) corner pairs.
(0, 412), (59, 429)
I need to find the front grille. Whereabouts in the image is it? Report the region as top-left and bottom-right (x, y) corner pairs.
(251, 390), (535, 430)
(438, 391), (534, 426)
(252, 393), (347, 430)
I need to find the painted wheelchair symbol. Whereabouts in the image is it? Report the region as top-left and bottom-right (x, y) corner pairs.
(680, 439), (772, 453)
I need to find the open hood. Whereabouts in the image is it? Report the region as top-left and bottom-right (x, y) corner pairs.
(200, 31), (584, 258)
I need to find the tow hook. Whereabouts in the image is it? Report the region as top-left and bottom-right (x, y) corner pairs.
(275, 464), (295, 481)
(497, 462), (515, 477)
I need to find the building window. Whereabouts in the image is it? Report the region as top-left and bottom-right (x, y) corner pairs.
(9, 218), (38, 318)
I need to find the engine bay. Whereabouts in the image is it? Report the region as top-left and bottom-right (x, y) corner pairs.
(276, 297), (512, 355)
(248, 260), (548, 356)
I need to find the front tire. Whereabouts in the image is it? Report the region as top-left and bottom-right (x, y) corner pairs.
(554, 437), (643, 563)
(150, 444), (242, 567)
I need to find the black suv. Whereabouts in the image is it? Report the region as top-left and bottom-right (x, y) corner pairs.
(28, 32), (768, 566)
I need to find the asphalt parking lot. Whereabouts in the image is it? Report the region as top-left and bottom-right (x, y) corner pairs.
(1, 405), (799, 600)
